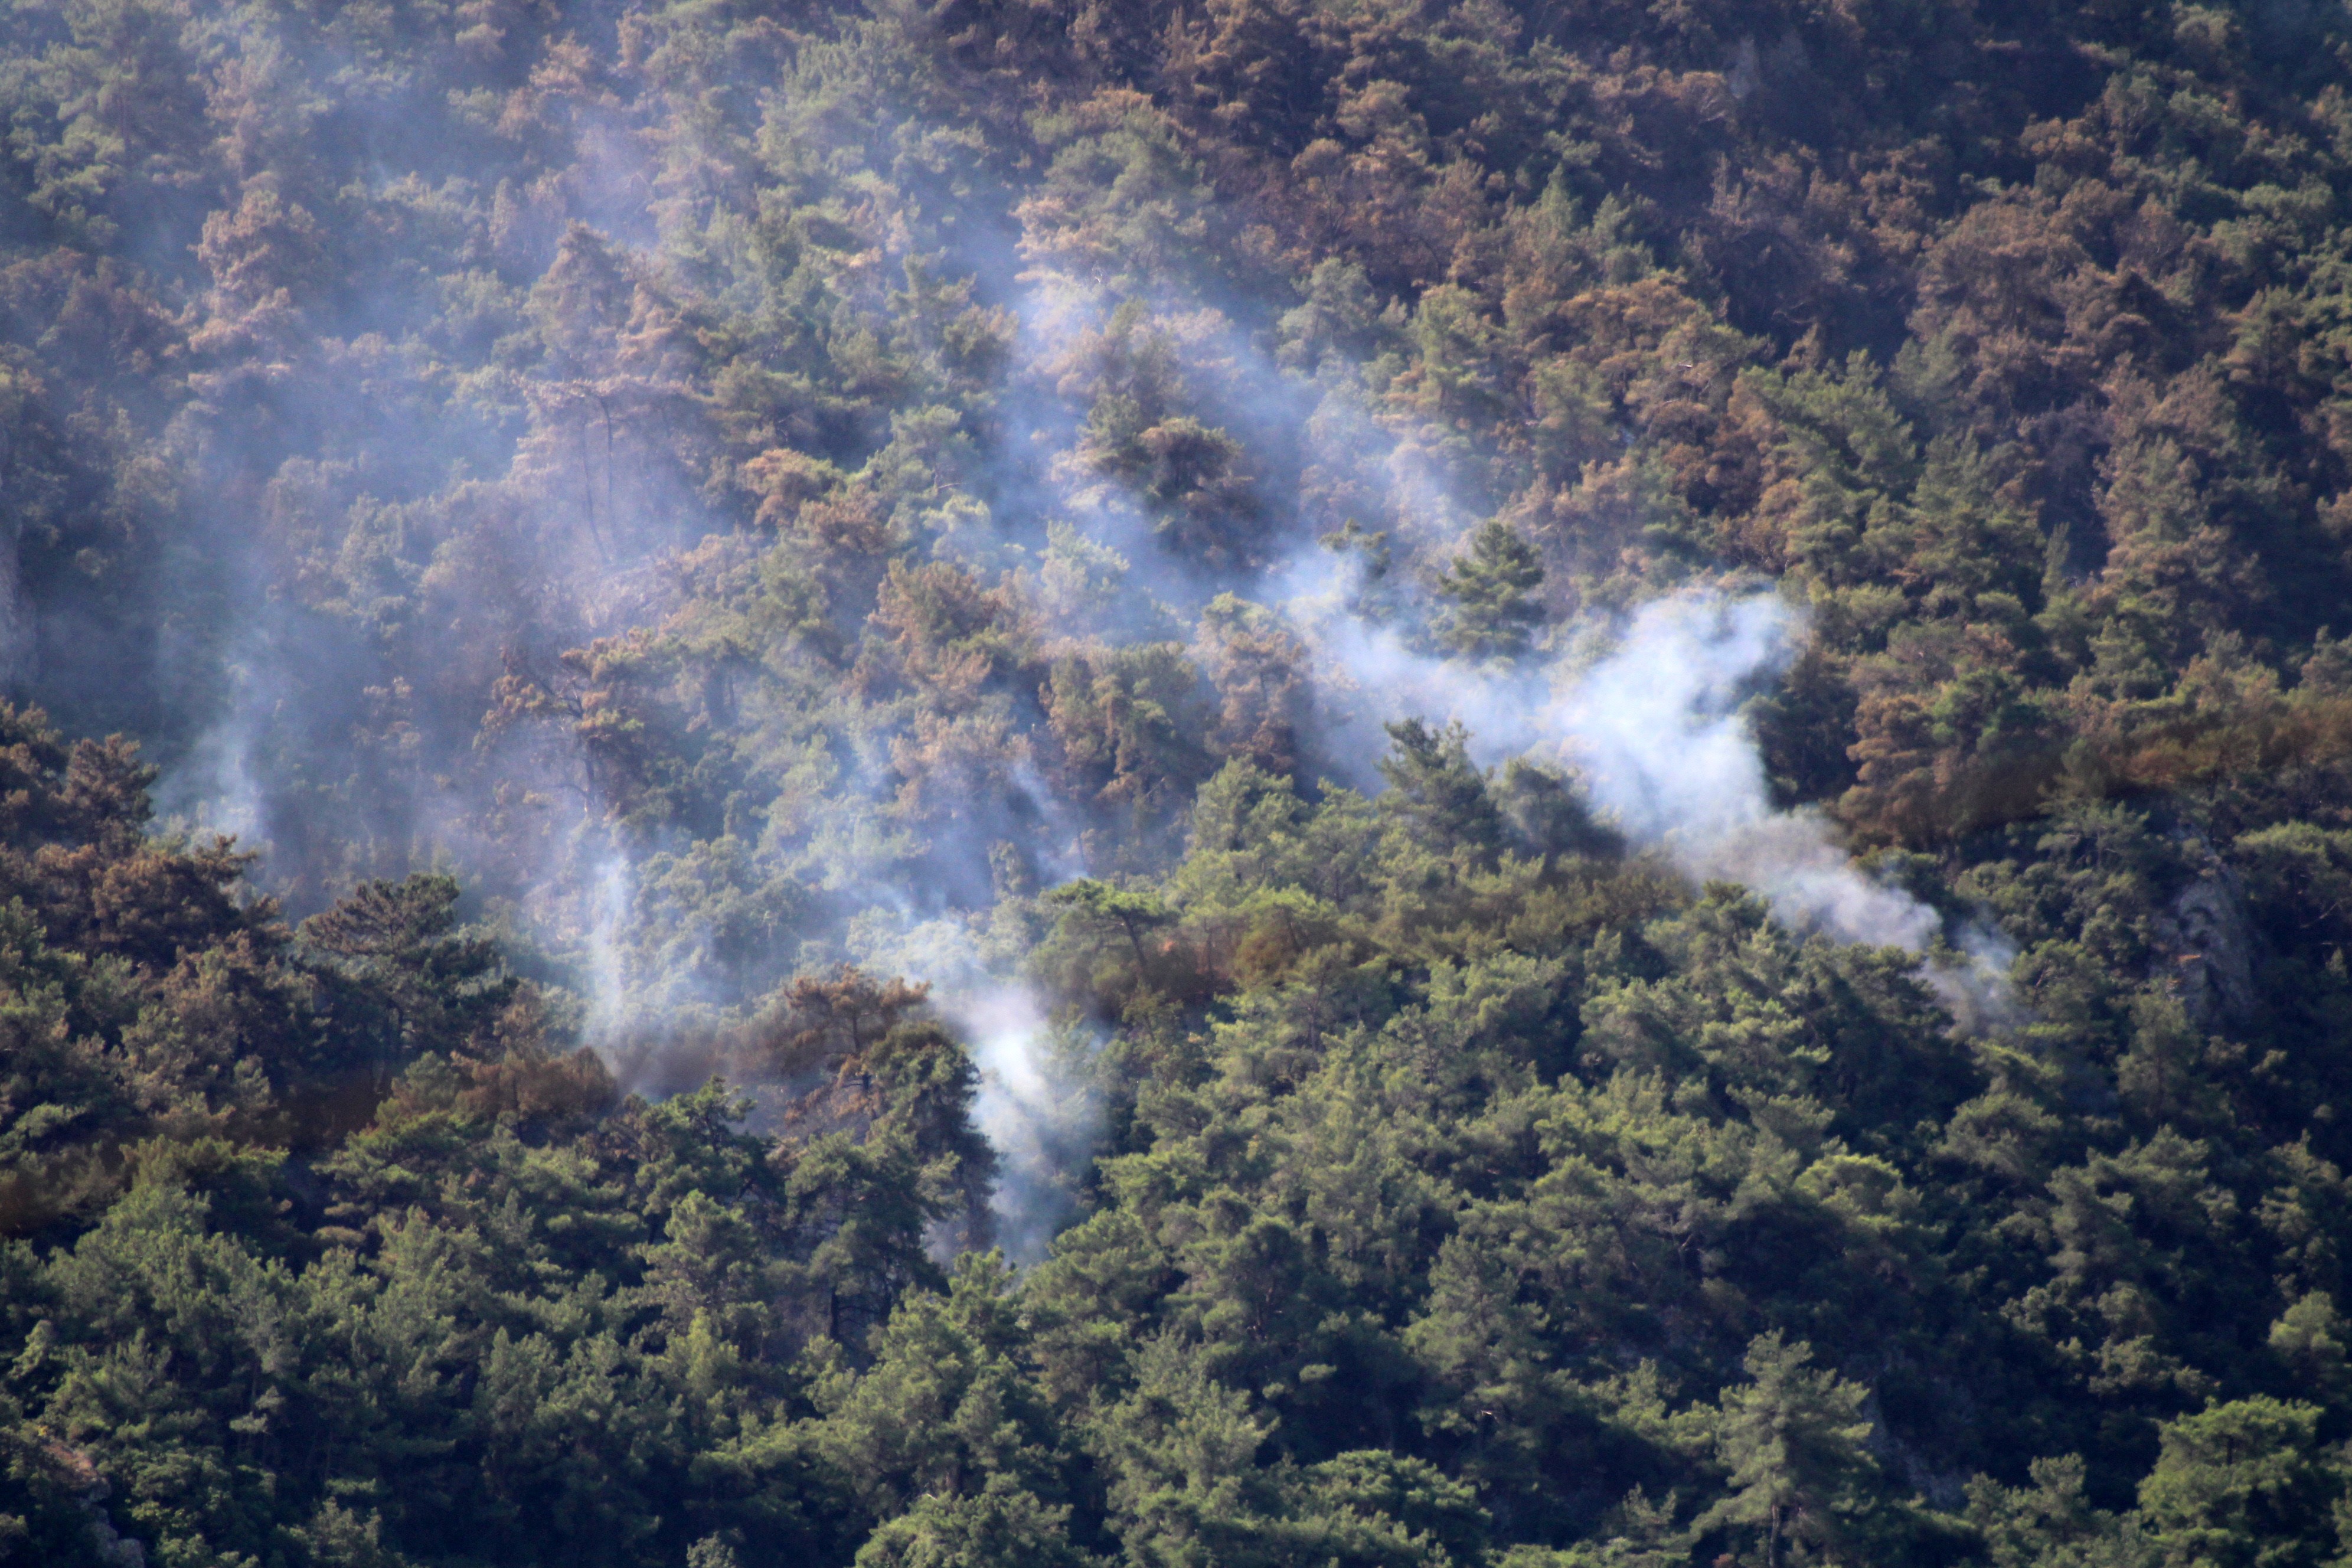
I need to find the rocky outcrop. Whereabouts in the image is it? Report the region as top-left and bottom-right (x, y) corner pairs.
(2157, 842), (2256, 1029)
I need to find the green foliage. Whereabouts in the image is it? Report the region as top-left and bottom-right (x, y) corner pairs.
(1695, 1334), (1882, 1567)
(5, 1), (2352, 1565)
(1435, 520), (1545, 661)
(2135, 1400), (2346, 1568)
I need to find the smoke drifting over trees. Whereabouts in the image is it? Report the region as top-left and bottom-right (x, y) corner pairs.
(5, 0), (2352, 1563)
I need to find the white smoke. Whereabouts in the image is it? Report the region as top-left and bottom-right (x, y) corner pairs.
(942, 984), (1101, 1262)
(847, 912), (1102, 1262)
(1286, 577), (2017, 1023)
(582, 851), (636, 1037)
(1554, 593), (1939, 946)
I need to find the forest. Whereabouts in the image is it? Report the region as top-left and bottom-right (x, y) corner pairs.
(4, 0), (2352, 1562)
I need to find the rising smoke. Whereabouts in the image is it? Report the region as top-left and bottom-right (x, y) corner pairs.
(1313, 582), (2014, 1013)
(54, 45), (2018, 1263)
(922, 290), (2024, 1253)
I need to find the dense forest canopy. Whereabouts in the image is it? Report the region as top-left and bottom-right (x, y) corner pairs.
(4, 0), (2352, 1562)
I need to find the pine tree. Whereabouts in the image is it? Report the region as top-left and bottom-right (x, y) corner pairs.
(1696, 1334), (1880, 1567)
(1434, 520), (1543, 661)
(2135, 1399), (2347, 1568)
(1378, 719), (1507, 864)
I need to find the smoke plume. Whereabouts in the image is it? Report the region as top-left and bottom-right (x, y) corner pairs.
(1286, 574), (2017, 1021)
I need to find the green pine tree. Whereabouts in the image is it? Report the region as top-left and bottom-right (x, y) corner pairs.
(1696, 1334), (1880, 1567)
(1434, 520), (1544, 661)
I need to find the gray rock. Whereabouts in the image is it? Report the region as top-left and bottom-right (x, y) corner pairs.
(2156, 843), (2255, 1028)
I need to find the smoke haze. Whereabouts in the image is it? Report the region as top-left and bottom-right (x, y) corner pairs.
(1284, 572), (2014, 1011)
(0, 13), (2023, 1258)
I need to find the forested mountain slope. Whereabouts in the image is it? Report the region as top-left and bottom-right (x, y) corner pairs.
(4, 0), (2352, 1563)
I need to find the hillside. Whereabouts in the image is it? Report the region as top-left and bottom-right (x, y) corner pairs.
(3, 1), (2352, 1563)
